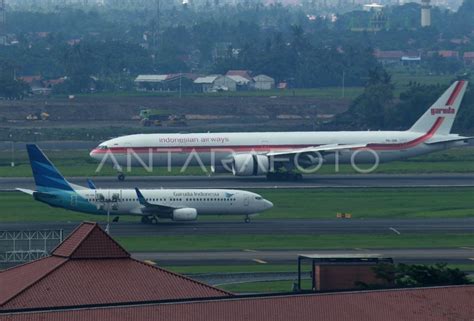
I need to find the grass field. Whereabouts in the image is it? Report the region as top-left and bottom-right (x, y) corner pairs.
(1, 147), (473, 177)
(1, 187), (472, 222)
(116, 233), (474, 252)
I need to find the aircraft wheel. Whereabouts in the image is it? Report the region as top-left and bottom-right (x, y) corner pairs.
(141, 216), (150, 224)
(244, 216), (251, 223)
(150, 217), (158, 225)
(118, 173), (125, 181)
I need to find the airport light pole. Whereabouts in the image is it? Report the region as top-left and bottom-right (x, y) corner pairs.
(9, 134), (15, 167)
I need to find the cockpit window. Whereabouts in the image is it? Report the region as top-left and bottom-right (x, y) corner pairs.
(98, 145), (108, 150)
(255, 196), (263, 200)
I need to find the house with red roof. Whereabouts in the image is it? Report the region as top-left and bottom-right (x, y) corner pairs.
(464, 52), (474, 66)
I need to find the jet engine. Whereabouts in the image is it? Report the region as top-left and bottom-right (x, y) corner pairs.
(172, 208), (198, 221)
(232, 154), (270, 176)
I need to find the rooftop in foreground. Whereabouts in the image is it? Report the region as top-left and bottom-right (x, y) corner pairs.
(0, 222), (230, 311)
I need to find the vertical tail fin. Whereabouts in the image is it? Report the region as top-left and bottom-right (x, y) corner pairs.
(409, 80), (468, 134)
(26, 144), (74, 192)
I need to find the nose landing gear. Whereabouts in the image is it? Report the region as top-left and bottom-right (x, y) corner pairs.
(244, 215), (251, 223)
(117, 173), (125, 181)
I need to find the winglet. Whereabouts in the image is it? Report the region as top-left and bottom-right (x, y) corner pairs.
(87, 179), (97, 190)
(135, 188), (149, 206)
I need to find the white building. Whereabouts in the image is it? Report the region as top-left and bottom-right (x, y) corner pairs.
(252, 74), (275, 90)
(194, 75), (237, 92)
(227, 75), (253, 90)
(134, 74), (168, 91)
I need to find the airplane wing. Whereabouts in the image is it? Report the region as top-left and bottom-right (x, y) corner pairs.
(266, 143), (368, 158)
(135, 188), (177, 214)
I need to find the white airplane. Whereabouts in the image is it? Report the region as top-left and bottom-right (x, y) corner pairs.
(90, 81), (472, 181)
(18, 144), (273, 223)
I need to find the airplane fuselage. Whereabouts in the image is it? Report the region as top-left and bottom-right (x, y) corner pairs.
(35, 188), (271, 217)
(91, 129), (467, 168)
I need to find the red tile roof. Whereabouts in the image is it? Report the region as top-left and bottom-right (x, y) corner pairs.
(18, 76), (42, 84)
(464, 52), (474, 59)
(52, 222), (129, 259)
(373, 50), (404, 59)
(438, 50), (459, 58)
(226, 70), (252, 81)
(3, 286), (474, 321)
(0, 222), (230, 311)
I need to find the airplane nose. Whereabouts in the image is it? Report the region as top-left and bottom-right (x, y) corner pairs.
(89, 149), (100, 160)
(264, 199), (273, 210)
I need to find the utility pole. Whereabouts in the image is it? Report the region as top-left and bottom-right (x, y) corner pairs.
(152, 0), (160, 67)
(341, 71), (345, 98)
(0, 0), (6, 46)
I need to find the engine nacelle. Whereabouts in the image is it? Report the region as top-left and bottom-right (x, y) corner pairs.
(232, 154), (270, 176)
(172, 208), (198, 221)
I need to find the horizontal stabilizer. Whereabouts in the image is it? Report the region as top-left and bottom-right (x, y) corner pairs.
(425, 136), (473, 145)
(16, 188), (35, 195)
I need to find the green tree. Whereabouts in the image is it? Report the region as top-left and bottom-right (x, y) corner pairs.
(0, 61), (29, 99)
(339, 67), (393, 129)
(374, 263), (471, 287)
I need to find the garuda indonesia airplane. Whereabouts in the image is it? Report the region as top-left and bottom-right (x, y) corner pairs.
(90, 81), (472, 181)
(17, 144), (273, 224)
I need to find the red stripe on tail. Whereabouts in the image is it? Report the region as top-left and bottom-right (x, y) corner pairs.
(446, 80), (465, 106)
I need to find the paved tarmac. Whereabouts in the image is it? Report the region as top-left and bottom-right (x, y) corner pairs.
(133, 248), (474, 265)
(1, 218), (474, 237)
(1, 173), (474, 191)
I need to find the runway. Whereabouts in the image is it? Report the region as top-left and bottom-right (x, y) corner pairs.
(133, 248), (474, 265)
(1, 173), (474, 190)
(2, 218), (474, 236)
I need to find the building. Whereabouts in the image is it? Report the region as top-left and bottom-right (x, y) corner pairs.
(227, 75), (253, 90)
(421, 0), (432, 27)
(226, 70), (253, 81)
(373, 50), (404, 65)
(297, 254), (393, 291)
(253, 74), (275, 90)
(463, 52), (474, 65)
(3, 285), (474, 320)
(193, 75), (237, 92)
(134, 74), (169, 91)
(134, 74), (197, 92)
(0, 222), (230, 311)
(435, 50), (460, 59)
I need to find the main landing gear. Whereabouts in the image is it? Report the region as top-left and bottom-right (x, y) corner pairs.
(244, 215), (251, 223)
(141, 216), (158, 224)
(266, 172), (303, 181)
